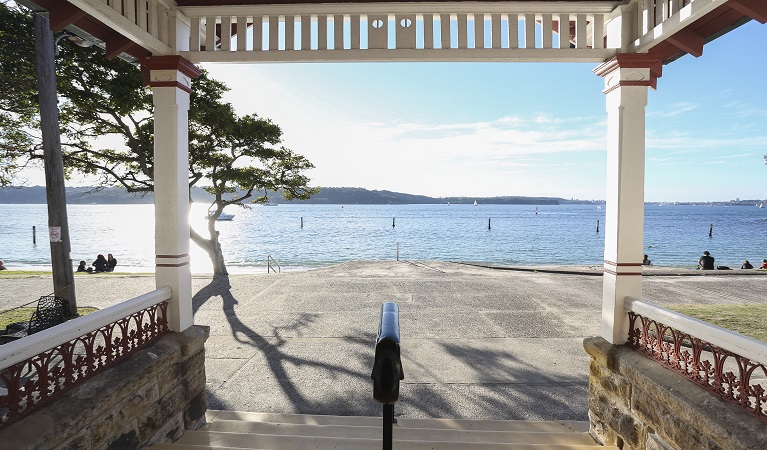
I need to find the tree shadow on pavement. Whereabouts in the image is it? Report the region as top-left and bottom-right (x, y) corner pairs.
(192, 276), (588, 420)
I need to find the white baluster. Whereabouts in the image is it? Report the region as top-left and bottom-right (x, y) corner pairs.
(334, 15), (344, 50)
(285, 16), (295, 50)
(158, 7), (168, 43)
(491, 14), (501, 49)
(190, 17), (200, 51)
(396, 15), (416, 49)
(576, 14), (587, 49)
(220, 16), (231, 51)
(236, 16), (247, 51)
(542, 14), (552, 49)
(524, 14), (535, 48)
(508, 13), (519, 49)
(440, 13), (451, 49)
(268, 16), (279, 51)
(317, 15), (328, 50)
(125, 0), (136, 24)
(457, 13), (467, 48)
(351, 15), (360, 49)
(593, 14), (605, 49)
(137, 0), (147, 31)
(149, 0), (159, 39)
(253, 16), (263, 51)
(559, 13), (569, 49)
(424, 14), (434, 49)
(205, 16), (216, 51)
(474, 13), (484, 49)
(301, 15), (311, 50)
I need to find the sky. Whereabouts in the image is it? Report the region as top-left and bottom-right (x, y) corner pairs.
(26, 19), (767, 202)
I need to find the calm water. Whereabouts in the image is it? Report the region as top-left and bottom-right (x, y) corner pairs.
(1, 203), (766, 273)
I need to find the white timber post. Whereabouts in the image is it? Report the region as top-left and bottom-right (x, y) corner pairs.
(593, 54), (662, 344)
(140, 55), (201, 332)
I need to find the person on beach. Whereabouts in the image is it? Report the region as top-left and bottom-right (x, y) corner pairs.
(761, 259), (767, 269)
(107, 254), (117, 272)
(642, 254), (652, 265)
(92, 254), (108, 273)
(0, 260), (6, 270)
(76, 260), (89, 272)
(741, 260), (754, 269)
(697, 251), (715, 270)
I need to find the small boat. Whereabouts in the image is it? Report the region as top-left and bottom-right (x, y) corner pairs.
(759, 203), (764, 209)
(205, 209), (235, 220)
(473, 200), (478, 206)
(263, 202), (278, 206)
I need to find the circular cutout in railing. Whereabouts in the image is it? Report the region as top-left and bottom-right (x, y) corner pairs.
(400, 18), (412, 28)
(371, 19), (384, 29)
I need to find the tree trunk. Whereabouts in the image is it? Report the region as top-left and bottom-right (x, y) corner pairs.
(190, 225), (228, 276)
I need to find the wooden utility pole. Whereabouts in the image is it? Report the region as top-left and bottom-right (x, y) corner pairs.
(34, 14), (76, 315)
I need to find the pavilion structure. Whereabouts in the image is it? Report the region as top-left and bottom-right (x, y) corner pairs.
(2, 1), (766, 449)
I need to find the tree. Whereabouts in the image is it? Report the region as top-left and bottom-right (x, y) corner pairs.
(0, 3), (39, 186)
(0, 3), (318, 275)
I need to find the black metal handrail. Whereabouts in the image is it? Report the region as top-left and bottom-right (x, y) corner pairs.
(371, 302), (403, 450)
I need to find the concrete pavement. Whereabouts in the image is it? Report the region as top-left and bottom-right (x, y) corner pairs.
(2, 261), (765, 422)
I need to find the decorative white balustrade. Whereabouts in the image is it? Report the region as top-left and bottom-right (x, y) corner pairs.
(101, 0), (170, 42)
(178, 4), (617, 63)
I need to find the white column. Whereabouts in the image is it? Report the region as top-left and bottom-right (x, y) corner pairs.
(141, 56), (201, 332)
(594, 54), (661, 344)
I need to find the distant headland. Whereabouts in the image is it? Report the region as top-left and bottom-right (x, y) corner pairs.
(0, 186), (762, 206)
(0, 186), (591, 205)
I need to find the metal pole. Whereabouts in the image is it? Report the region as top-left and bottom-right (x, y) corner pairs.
(33, 225), (36, 245)
(34, 14), (76, 315)
(396, 242), (399, 261)
(383, 404), (394, 450)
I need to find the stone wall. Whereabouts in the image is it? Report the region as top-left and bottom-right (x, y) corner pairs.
(0, 325), (210, 450)
(584, 337), (767, 450)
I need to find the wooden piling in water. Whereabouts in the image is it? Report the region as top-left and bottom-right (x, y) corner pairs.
(709, 223), (713, 237)
(596, 220), (600, 233)
(392, 217), (395, 228)
(33, 225), (36, 244)
(301, 217), (303, 228)
(488, 218), (491, 230)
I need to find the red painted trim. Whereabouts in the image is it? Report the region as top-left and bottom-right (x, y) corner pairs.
(729, 0), (767, 24)
(156, 262), (191, 268)
(667, 28), (704, 58)
(105, 33), (135, 60)
(593, 53), (663, 79)
(603, 268), (643, 276)
(48, 2), (86, 33)
(140, 55), (202, 79)
(604, 261), (643, 267)
(156, 253), (190, 259)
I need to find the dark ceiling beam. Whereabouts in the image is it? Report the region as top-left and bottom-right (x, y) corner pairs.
(105, 33), (135, 59)
(666, 28), (705, 57)
(728, 0), (767, 24)
(48, 2), (86, 32)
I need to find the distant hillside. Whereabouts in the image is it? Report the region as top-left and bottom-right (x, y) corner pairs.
(0, 186), (586, 205)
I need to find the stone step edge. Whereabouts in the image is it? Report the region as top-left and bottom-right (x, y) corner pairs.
(206, 411), (589, 433)
(202, 420), (599, 444)
(178, 430), (607, 449)
(153, 445), (619, 450)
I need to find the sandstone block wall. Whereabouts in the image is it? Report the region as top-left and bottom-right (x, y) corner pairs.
(584, 337), (766, 450)
(0, 325), (210, 450)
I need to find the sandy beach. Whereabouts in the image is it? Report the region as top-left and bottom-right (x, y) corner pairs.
(2, 261), (766, 421)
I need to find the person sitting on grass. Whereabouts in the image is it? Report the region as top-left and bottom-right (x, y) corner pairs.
(0, 260), (6, 270)
(107, 254), (117, 272)
(741, 260), (754, 269)
(92, 254), (108, 273)
(761, 259), (767, 269)
(76, 260), (88, 272)
(642, 254), (652, 266)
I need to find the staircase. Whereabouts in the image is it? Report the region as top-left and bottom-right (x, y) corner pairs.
(149, 410), (618, 450)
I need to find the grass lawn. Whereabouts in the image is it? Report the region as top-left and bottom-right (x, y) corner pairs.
(665, 304), (767, 343)
(0, 307), (99, 330)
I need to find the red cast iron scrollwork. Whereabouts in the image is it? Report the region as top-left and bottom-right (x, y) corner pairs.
(627, 311), (767, 423)
(0, 301), (169, 429)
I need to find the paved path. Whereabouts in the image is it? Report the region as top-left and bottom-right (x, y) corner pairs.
(2, 261), (766, 421)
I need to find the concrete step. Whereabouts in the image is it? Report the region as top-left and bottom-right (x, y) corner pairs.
(172, 430), (617, 449)
(203, 420), (599, 445)
(206, 410), (589, 433)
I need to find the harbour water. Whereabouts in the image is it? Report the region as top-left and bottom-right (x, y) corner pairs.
(1, 203), (766, 273)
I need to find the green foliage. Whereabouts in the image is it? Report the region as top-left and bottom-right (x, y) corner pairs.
(0, 3), (317, 274)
